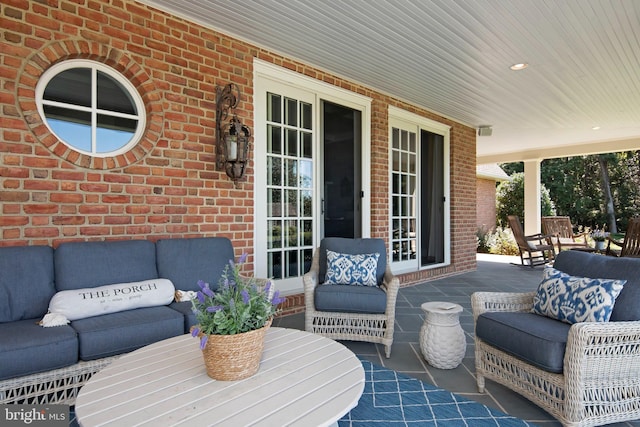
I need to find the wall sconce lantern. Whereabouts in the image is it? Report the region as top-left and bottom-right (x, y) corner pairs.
(216, 83), (251, 182)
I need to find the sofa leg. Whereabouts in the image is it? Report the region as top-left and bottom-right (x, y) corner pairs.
(384, 345), (391, 358)
(477, 374), (485, 393)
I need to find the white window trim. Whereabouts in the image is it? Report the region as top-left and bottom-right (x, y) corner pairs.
(388, 106), (451, 274)
(254, 59), (372, 295)
(35, 59), (146, 157)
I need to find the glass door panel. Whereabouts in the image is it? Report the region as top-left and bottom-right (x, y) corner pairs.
(266, 92), (314, 281)
(391, 127), (418, 268)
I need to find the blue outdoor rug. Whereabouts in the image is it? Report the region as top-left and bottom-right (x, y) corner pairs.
(339, 358), (536, 426)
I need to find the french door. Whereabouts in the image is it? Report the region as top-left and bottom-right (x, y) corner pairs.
(389, 109), (450, 273)
(254, 60), (372, 295)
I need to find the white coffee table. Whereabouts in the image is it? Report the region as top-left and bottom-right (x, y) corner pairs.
(75, 327), (364, 426)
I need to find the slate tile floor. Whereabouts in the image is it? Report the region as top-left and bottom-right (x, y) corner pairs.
(274, 253), (640, 427)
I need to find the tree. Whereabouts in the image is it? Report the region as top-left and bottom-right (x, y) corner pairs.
(598, 154), (617, 233)
(503, 153), (640, 232)
(496, 173), (555, 227)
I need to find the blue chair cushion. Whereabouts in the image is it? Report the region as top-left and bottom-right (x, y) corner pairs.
(314, 284), (387, 314)
(156, 237), (235, 292)
(54, 240), (158, 290)
(319, 238), (387, 285)
(553, 250), (640, 321)
(476, 311), (571, 373)
(0, 245), (55, 322)
(0, 319), (78, 380)
(532, 265), (625, 324)
(71, 306), (184, 360)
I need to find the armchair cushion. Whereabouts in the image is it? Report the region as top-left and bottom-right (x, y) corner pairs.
(532, 266), (626, 324)
(319, 238), (387, 285)
(324, 250), (380, 286)
(476, 311), (571, 373)
(314, 284), (387, 314)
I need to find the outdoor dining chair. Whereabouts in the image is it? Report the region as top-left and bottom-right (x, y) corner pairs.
(541, 216), (590, 251)
(508, 215), (556, 267)
(606, 216), (640, 257)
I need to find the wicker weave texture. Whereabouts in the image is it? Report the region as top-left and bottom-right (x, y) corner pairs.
(200, 320), (271, 381)
(472, 291), (640, 427)
(304, 247), (399, 358)
(0, 356), (117, 405)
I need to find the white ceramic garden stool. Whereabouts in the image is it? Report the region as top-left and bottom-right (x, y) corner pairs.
(419, 301), (466, 369)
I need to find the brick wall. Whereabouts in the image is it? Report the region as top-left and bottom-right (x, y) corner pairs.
(477, 178), (498, 232)
(1, 0), (477, 309)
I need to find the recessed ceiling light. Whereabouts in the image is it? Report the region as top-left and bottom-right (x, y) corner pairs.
(592, 126), (601, 130)
(510, 63), (528, 71)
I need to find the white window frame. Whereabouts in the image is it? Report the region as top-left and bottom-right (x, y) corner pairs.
(35, 59), (146, 157)
(388, 106), (451, 274)
(254, 59), (372, 295)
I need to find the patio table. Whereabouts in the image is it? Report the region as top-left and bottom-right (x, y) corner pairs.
(75, 327), (364, 426)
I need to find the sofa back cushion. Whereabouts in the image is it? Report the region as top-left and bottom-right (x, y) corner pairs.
(319, 238), (387, 285)
(54, 240), (158, 291)
(553, 250), (640, 321)
(156, 237), (235, 292)
(0, 246), (55, 322)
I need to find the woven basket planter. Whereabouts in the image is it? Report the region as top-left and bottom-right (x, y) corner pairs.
(199, 319), (272, 381)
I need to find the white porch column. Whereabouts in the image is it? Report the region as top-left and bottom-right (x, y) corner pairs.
(523, 160), (541, 235)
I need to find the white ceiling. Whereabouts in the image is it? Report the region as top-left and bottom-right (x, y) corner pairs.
(139, 0), (640, 163)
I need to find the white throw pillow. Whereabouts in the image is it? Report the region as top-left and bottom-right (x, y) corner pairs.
(45, 279), (175, 322)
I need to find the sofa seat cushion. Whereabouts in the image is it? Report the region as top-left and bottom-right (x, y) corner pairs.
(169, 301), (197, 333)
(0, 319), (78, 381)
(0, 245), (55, 322)
(314, 284), (387, 314)
(54, 240), (158, 291)
(476, 312), (571, 373)
(553, 250), (640, 321)
(156, 237), (235, 292)
(71, 306), (184, 360)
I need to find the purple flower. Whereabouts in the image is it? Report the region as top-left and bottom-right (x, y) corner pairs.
(241, 289), (250, 304)
(199, 335), (208, 350)
(264, 281), (272, 297)
(191, 326), (200, 337)
(271, 290), (285, 305)
(206, 305), (223, 312)
(196, 291), (206, 304)
(238, 253), (248, 264)
(197, 280), (214, 297)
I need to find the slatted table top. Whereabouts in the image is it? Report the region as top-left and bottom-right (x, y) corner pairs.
(75, 327), (364, 427)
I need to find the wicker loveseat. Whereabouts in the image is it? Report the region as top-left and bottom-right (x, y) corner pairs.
(0, 237), (236, 405)
(304, 237), (399, 358)
(472, 250), (640, 427)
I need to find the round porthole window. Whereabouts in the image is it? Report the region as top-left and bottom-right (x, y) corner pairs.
(36, 59), (146, 157)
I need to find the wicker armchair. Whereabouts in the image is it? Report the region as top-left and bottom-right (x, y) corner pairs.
(541, 216), (590, 251)
(508, 215), (555, 267)
(472, 250), (640, 427)
(304, 238), (399, 358)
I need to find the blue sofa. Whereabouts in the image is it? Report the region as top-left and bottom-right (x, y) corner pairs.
(0, 237), (235, 404)
(472, 250), (640, 427)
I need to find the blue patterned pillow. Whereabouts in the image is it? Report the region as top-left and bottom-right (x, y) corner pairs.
(532, 266), (626, 324)
(324, 250), (380, 287)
